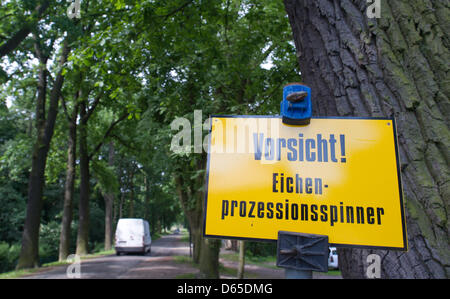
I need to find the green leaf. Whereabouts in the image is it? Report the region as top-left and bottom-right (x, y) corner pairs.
(114, 0), (125, 10)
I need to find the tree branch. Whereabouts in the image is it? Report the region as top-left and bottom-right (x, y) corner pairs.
(61, 89), (81, 123)
(60, 94), (71, 122)
(83, 93), (102, 122)
(110, 133), (140, 153)
(88, 112), (129, 161)
(163, 0), (195, 20)
(0, 1), (50, 58)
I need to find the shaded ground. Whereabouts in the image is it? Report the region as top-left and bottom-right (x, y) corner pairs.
(20, 234), (341, 279)
(219, 251), (341, 279)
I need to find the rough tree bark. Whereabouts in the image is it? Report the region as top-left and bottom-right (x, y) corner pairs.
(17, 39), (70, 269)
(198, 238), (221, 279)
(284, 0), (449, 278)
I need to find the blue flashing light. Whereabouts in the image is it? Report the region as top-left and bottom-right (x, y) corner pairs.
(281, 83), (312, 125)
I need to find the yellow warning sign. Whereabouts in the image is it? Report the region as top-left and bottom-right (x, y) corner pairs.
(203, 116), (407, 250)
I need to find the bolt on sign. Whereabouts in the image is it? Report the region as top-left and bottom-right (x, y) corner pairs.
(203, 116), (407, 250)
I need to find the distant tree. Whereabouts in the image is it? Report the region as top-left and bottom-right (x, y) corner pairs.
(284, 0), (449, 278)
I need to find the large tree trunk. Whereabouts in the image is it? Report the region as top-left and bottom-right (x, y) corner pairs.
(198, 238), (221, 279)
(76, 99), (90, 255)
(17, 40), (70, 269)
(16, 39), (48, 270)
(58, 104), (78, 261)
(237, 241), (245, 279)
(284, 0), (449, 278)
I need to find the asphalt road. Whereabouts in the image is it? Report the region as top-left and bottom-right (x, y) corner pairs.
(23, 233), (192, 279)
(21, 234), (341, 279)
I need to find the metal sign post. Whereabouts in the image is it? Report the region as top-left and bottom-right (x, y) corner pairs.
(276, 231), (329, 279)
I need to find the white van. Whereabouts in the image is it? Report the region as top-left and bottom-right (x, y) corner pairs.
(328, 247), (338, 269)
(115, 218), (151, 255)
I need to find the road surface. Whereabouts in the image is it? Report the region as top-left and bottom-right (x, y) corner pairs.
(23, 233), (195, 279)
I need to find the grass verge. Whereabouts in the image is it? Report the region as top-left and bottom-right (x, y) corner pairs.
(173, 253), (276, 279)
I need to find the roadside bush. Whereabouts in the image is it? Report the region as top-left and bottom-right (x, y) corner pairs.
(0, 220), (79, 273)
(88, 201), (105, 251)
(91, 241), (102, 253)
(39, 221), (61, 264)
(245, 241), (277, 258)
(0, 242), (20, 273)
